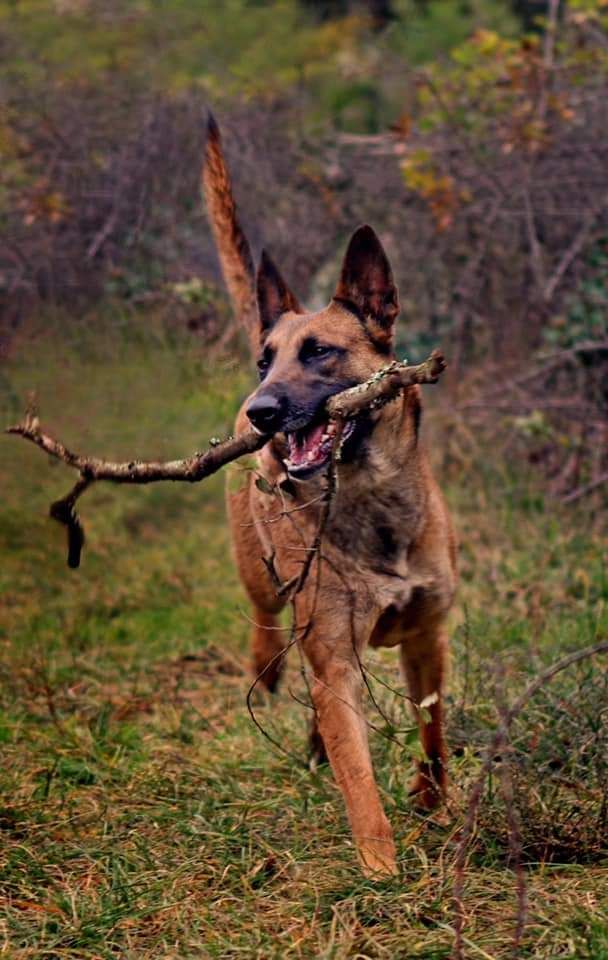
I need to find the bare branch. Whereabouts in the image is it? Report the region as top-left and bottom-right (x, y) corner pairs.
(326, 349), (446, 419)
(542, 0), (561, 72)
(49, 476), (92, 569)
(543, 191), (608, 303)
(6, 418), (268, 485)
(523, 186), (546, 294)
(6, 351), (446, 567)
(561, 470), (608, 505)
(6, 396), (268, 568)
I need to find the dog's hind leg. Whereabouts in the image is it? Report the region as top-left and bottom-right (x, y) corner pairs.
(400, 625), (449, 810)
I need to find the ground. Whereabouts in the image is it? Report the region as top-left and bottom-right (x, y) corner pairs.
(1, 311), (606, 959)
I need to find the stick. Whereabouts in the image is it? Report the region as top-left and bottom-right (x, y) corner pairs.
(326, 348), (446, 418)
(561, 470), (608, 505)
(6, 350), (445, 567)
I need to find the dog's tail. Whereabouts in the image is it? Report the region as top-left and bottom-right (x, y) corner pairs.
(202, 113), (258, 352)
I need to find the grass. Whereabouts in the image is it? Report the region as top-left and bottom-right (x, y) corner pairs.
(1, 308), (606, 959)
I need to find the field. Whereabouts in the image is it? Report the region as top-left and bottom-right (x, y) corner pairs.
(1, 312), (607, 959)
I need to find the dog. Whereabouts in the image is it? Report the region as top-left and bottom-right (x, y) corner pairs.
(203, 116), (457, 876)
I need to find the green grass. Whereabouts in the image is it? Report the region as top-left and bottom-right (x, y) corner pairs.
(1, 309), (606, 959)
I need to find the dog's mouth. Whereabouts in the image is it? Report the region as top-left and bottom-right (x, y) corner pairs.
(284, 418), (355, 480)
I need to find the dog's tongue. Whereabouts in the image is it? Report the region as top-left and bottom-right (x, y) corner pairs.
(289, 422), (326, 466)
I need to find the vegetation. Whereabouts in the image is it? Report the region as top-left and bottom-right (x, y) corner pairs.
(1, 1), (607, 956)
(1, 312), (606, 958)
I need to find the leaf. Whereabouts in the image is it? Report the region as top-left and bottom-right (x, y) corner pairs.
(255, 475), (274, 496)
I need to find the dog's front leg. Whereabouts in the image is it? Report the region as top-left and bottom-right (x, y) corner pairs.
(306, 637), (397, 876)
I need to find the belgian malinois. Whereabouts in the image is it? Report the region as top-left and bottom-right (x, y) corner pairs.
(204, 116), (457, 876)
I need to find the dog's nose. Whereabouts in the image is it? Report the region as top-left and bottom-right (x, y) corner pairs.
(246, 393), (284, 433)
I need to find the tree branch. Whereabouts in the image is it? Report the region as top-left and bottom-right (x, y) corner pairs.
(6, 350), (445, 567)
(326, 348), (446, 418)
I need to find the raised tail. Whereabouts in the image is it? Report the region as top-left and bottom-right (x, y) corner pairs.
(202, 113), (258, 353)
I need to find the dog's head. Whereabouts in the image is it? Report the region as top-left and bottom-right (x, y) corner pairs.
(247, 226), (399, 480)
(246, 225), (399, 480)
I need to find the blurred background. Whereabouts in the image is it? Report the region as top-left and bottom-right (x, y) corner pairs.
(1, 4), (607, 957)
(2, 0), (607, 500)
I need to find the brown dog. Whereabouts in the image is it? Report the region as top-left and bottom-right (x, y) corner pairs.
(204, 116), (457, 876)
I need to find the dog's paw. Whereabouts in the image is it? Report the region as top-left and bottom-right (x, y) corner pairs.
(408, 768), (446, 812)
(358, 838), (399, 878)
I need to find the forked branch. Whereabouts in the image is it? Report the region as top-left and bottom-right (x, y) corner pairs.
(6, 350), (446, 567)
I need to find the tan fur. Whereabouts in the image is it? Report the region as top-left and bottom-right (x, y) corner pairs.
(202, 115), (258, 352)
(205, 122), (457, 876)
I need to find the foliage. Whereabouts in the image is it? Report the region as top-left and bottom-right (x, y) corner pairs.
(400, 1), (608, 246)
(396, 4), (608, 496)
(385, 0), (519, 65)
(0, 0), (360, 98)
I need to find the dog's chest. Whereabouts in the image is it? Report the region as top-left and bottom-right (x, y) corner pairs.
(324, 486), (423, 607)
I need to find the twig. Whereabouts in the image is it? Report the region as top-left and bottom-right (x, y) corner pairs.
(49, 476), (92, 569)
(523, 186), (546, 294)
(244, 632), (308, 769)
(537, 0), (561, 129)
(326, 349), (445, 419)
(6, 351), (446, 567)
(7, 412), (268, 485)
(543, 191), (608, 303)
(561, 470), (608, 505)
(86, 208), (119, 261)
(7, 400), (268, 568)
(542, 0), (560, 70)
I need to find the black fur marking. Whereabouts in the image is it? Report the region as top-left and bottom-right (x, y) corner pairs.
(412, 392), (422, 441)
(376, 523), (398, 560)
(335, 412), (374, 464)
(327, 488), (416, 568)
(298, 338), (346, 365)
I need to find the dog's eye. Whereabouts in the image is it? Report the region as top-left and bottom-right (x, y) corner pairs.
(256, 347), (274, 381)
(299, 339), (336, 364)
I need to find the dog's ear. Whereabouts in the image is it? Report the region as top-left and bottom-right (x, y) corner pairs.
(333, 225), (399, 351)
(256, 250), (302, 339)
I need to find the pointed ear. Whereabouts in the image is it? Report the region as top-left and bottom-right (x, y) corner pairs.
(256, 250), (302, 339)
(333, 225), (399, 351)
